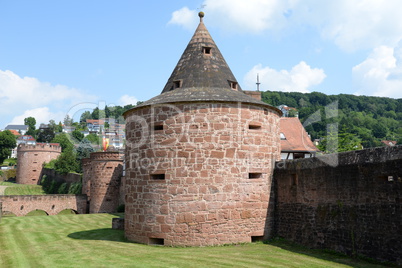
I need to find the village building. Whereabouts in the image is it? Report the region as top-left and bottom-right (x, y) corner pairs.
(279, 117), (319, 159)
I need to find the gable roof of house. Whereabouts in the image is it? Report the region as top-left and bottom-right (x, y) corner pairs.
(5, 125), (28, 131)
(280, 117), (319, 153)
(8, 129), (21, 136)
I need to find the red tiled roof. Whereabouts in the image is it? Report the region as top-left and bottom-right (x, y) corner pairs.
(17, 135), (36, 141)
(381, 140), (397, 146)
(9, 129), (21, 136)
(280, 117), (319, 153)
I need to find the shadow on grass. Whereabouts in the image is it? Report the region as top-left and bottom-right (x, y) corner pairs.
(266, 239), (396, 268)
(68, 228), (128, 243)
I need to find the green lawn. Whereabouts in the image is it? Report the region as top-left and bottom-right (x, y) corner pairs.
(0, 181), (45, 195)
(0, 214), (391, 268)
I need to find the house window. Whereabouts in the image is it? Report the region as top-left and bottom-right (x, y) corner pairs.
(203, 46), (212, 55)
(249, 173), (262, 179)
(280, 133), (286, 140)
(151, 174), (165, 180)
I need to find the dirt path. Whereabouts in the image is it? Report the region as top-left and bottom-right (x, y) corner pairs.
(0, 186), (8, 195)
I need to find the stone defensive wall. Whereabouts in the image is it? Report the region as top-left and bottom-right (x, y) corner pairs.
(0, 194), (87, 216)
(274, 145), (402, 265)
(16, 143), (61, 185)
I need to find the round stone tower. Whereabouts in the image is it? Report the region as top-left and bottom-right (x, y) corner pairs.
(123, 13), (282, 246)
(88, 151), (124, 213)
(16, 143), (61, 185)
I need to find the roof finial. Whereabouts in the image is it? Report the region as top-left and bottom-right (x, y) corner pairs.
(256, 73), (261, 91)
(198, 11), (204, 22)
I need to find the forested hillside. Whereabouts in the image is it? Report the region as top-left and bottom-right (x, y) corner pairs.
(262, 91), (402, 149)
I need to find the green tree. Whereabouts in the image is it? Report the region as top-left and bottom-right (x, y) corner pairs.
(51, 133), (74, 152)
(37, 128), (55, 143)
(91, 107), (100, 120)
(318, 126), (363, 153)
(76, 138), (95, 172)
(54, 149), (79, 174)
(0, 130), (17, 164)
(80, 111), (92, 123)
(56, 122), (63, 133)
(24, 117), (37, 137)
(64, 115), (73, 126)
(86, 133), (100, 145)
(72, 129), (84, 142)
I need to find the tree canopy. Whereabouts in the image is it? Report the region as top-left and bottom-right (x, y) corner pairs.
(0, 130), (17, 164)
(262, 91), (402, 150)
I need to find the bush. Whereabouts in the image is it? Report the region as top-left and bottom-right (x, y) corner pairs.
(44, 159), (56, 169)
(57, 183), (69, 194)
(4, 169), (16, 181)
(68, 182), (82, 194)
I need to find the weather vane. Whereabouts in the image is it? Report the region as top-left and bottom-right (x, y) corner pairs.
(197, 4), (206, 10)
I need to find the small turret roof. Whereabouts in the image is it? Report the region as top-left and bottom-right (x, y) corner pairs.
(127, 13), (280, 113)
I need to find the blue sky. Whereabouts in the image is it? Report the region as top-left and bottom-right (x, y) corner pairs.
(1, 0), (402, 128)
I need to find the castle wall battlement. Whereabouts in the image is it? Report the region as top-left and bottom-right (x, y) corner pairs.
(17, 143), (62, 152)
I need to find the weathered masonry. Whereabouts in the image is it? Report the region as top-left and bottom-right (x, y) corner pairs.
(274, 146), (402, 265)
(82, 151), (124, 214)
(0, 194), (87, 216)
(123, 12), (282, 246)
(16, 143), (61, 185)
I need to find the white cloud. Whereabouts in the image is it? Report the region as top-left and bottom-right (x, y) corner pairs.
(244, 62), (326, 92)
(295, 0), (402, 51)
(9, 107), (64, 126)
(353, 45), (402, 98)
(0, 70), (97, 128)
(170, 1), (402, 51)
(168, 7), (198, 30)
(169, 0), (293, 33)
(118, 94), (138, 106)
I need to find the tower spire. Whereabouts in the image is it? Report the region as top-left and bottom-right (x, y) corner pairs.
(161, 12), (242, 93)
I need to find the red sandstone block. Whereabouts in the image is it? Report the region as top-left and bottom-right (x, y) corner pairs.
(156, 215), (165, 224)
(210, 151), (224, 158)
(225, 148), (236, 158)
(160, 205), (169, 214)
(207, 213), (218, 221)
(161, 224), (172, 233)
(241, 210), (252, 219)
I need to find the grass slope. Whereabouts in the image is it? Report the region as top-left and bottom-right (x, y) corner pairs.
(0, 182), (45, 195)
(0, 214), (390, 268)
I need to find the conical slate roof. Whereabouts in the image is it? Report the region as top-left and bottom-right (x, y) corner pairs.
(161, 12), (241, 93)
(130, 13), (280, 112)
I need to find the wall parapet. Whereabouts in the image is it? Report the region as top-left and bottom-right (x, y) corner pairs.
(0, 194), (87, 216)
(278, 145), (402, 170)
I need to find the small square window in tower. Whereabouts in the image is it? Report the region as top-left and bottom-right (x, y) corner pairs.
(173, 80), (182, 90)
(203, 46), (212, 55)
(229, 81), (238, 91)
